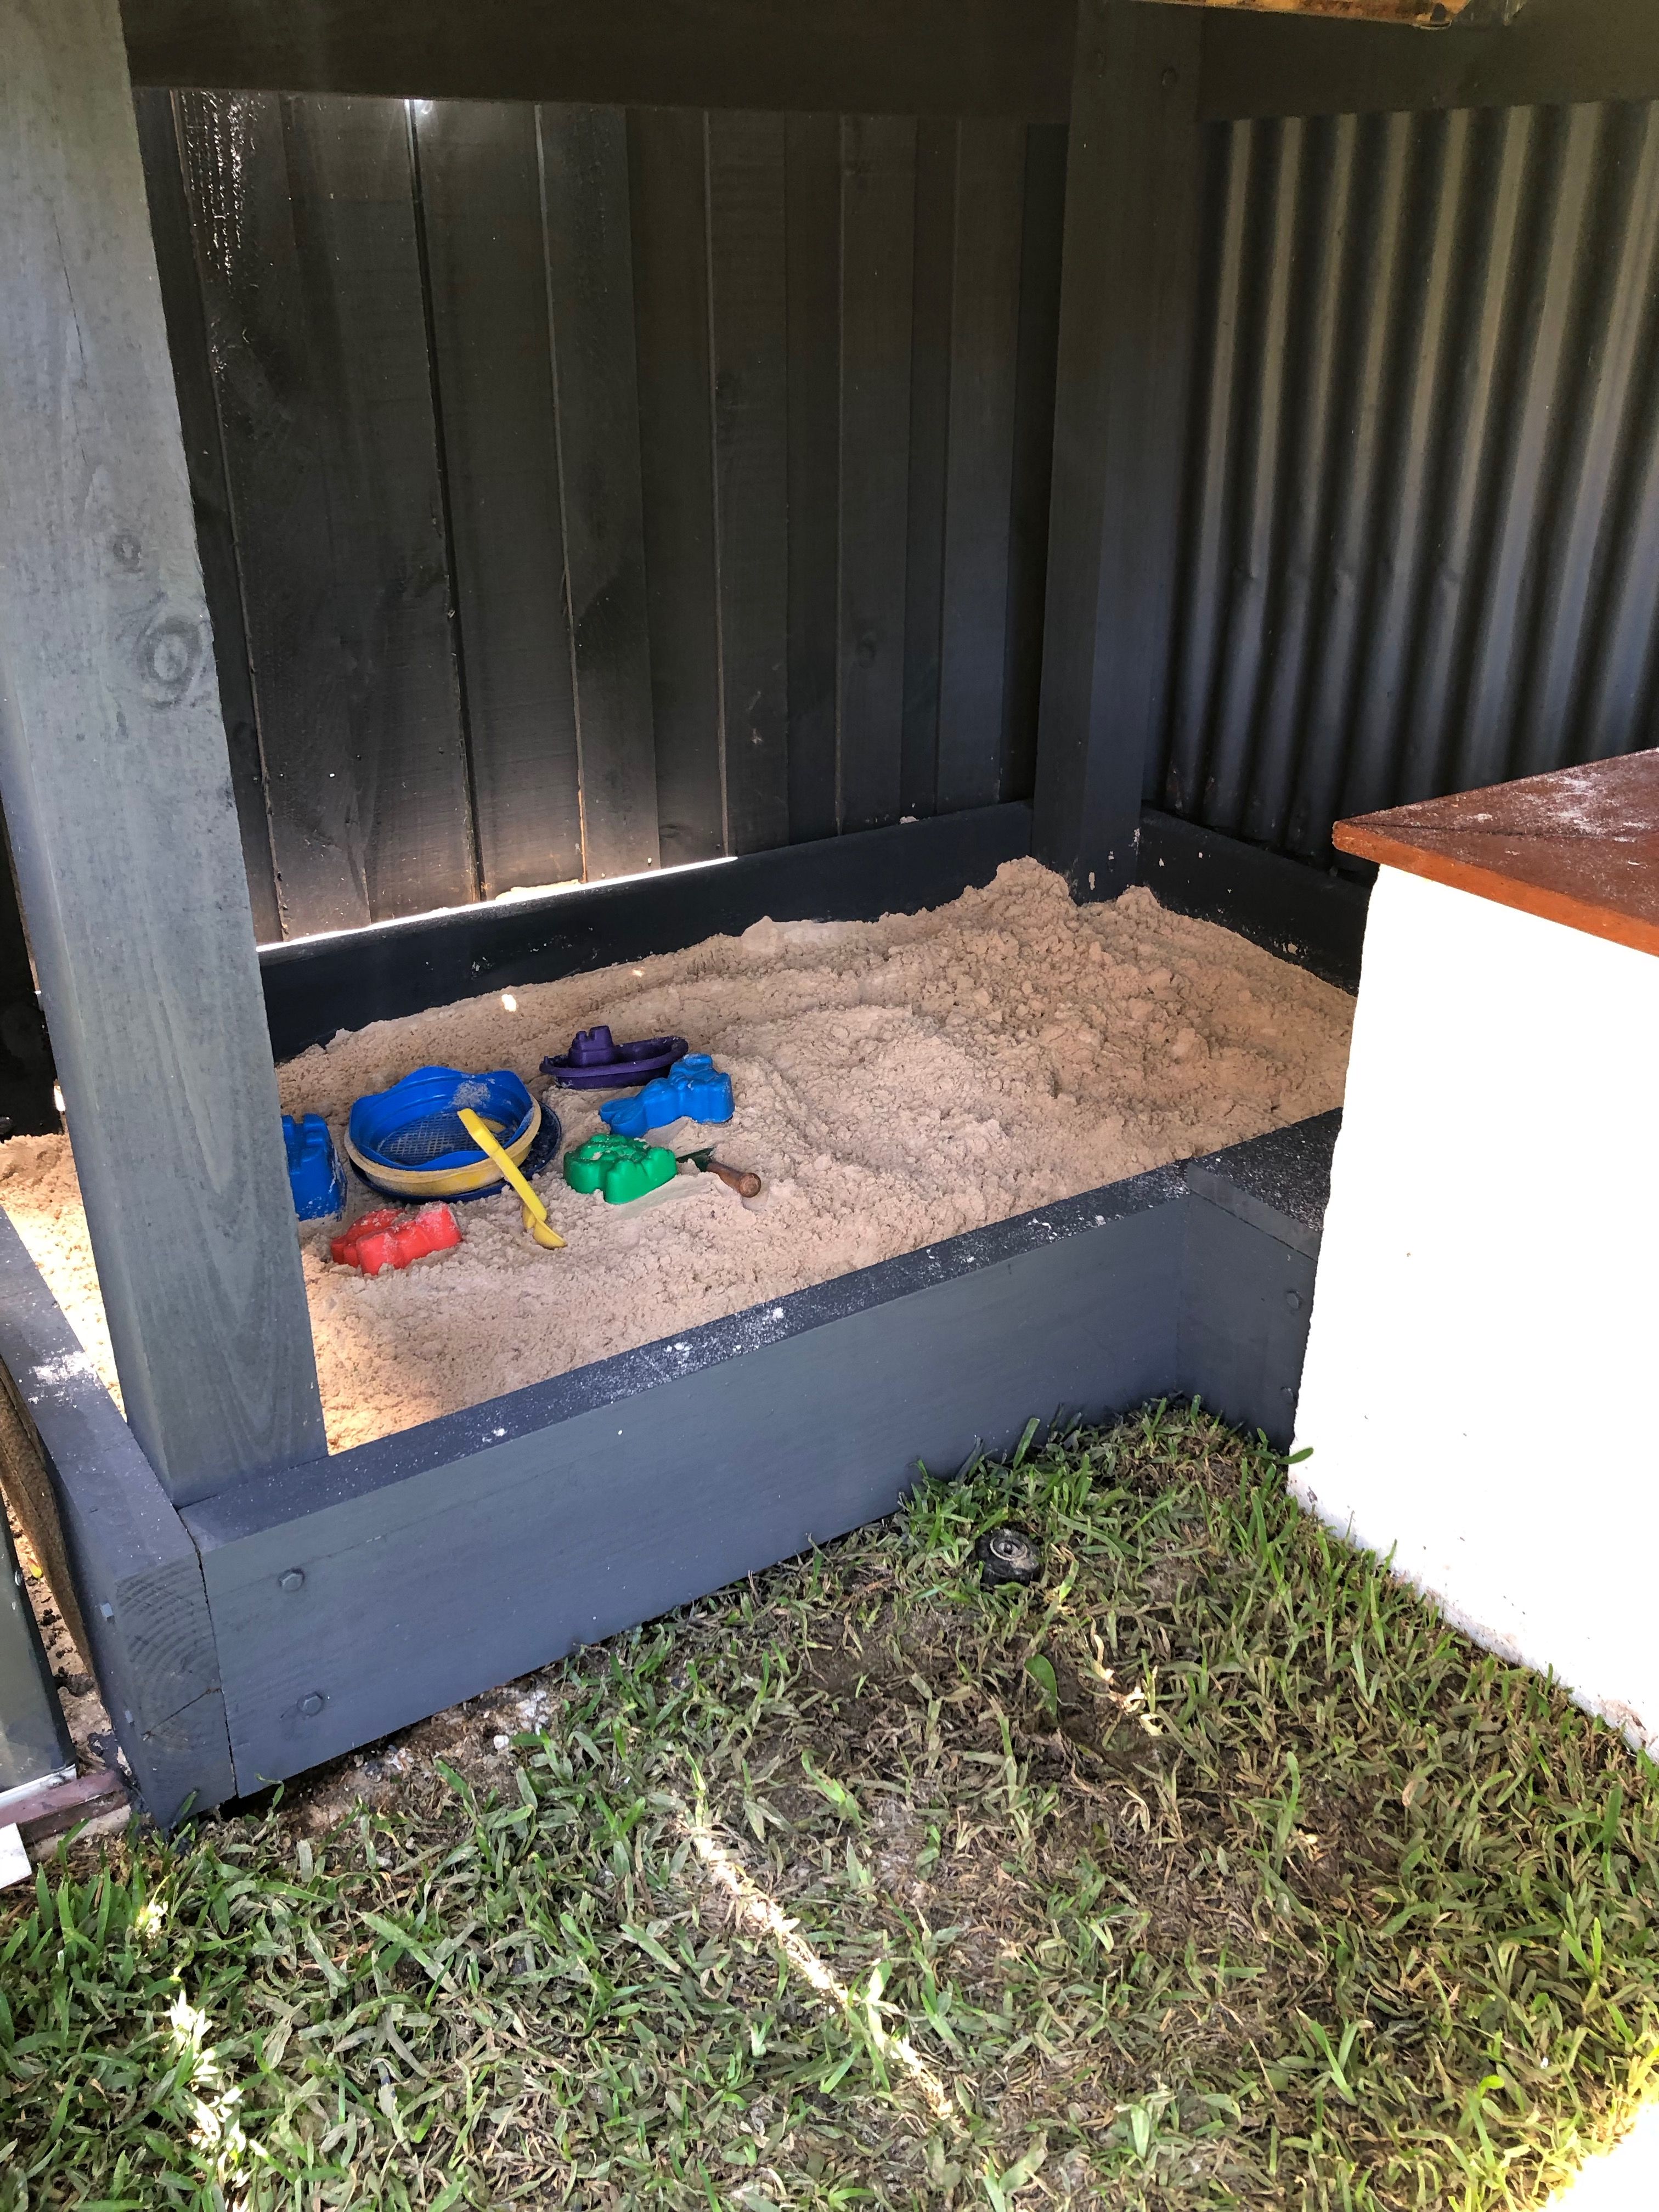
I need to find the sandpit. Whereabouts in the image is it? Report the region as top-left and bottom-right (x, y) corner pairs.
(0, 860), (1352, 1454)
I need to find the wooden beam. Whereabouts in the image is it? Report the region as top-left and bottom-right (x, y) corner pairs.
(0, 1503), (71, 1796)
(185, 1175), (1189, 1789)
(1201, 0), (1656, 117)
(0, 1212), (236, 1823)
(0, 0), (326, 1506)
(1031, 0), (1204, 901)
(179, 1115), (1331, 1795)
(261, 802), (1032, 1058)
(1138, 811), (1371, 990)
(120, 0), (1074, 119)
(538, 106), (661, 882)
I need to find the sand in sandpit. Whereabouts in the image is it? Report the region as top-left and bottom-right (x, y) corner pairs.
(0, 861), (1352, 1453)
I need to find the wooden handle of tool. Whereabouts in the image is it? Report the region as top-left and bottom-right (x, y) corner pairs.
(707, 1160), (761, 1198)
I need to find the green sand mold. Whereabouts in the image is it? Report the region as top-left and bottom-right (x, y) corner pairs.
(563, 1131), (680, 1205)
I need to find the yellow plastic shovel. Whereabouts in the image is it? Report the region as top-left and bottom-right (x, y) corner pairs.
(458, 1106), (567, 1249)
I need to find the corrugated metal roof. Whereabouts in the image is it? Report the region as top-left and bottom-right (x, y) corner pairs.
(1156, 100), (1659, 861)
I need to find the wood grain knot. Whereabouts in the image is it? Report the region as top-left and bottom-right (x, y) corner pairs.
(136, 612), (204, 706)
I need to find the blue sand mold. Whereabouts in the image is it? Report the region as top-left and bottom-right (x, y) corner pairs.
(284, 1113), (347, 1220)
(600, 1054), (734, 1139)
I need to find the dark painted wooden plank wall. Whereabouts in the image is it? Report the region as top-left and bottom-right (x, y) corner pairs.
(168, 91), (478, 934)
(413, 101), (584, 895)
(137, 92), (1065, 939)
(706, 113), (792, 857)
(539, 107), (662, 882)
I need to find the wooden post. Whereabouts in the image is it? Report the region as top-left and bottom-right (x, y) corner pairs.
(1031, 0), (1204, 901)
(0, 0), (326, 1505)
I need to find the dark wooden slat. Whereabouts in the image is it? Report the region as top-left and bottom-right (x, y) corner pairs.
(177, 91), (475, 932)
(121, 0), (1075, 121)
(706, 111), (791, 855)
(900, 121), (958, 819)
(262, 802), (1032, 1057)
(1032, 2), (1204, 900)
(1179, 1197), (1315, 1452)
(1183, 1110), (1339, 1263)
(0, 830), (55, 1137)
(0, 1213), (236, 1822)
(178, 1103), (1331, 1791)
(837, 116), (917, 833)
(538, 104), (662, 883)
(936, 119), (1026, 812)
(132, 0), (1659, 129)
(414, 100), (582, 898)
(0, 1), (326, 1506)
(0, 1500), (72, 1795)
(6, 1767), (127, 1842)
(1201, 0), (1659, 122)
(1001, 121), (1068, 806)
(784, 112), (841, 846)
(1138, 809), (1369, 990)
(133, 88), (282, 944)
(187, 1173), (1187, 1788)
(629, 108), (724, 870)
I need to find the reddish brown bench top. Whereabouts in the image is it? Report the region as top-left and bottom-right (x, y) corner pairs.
(1335, 752), (1659, 958)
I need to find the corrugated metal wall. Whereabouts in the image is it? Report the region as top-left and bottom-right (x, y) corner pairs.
(1156, 98), (1659, 862)
(136, 92), (1065, 941)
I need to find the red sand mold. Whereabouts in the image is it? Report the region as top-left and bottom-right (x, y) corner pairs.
(331, 1203), (462, 1275)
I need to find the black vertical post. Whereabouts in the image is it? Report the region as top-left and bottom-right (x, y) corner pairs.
(1032, 0), (1204, 901)
(0, 0), (327, 1505)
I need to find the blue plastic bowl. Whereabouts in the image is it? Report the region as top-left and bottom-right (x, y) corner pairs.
(347, 1065), (537, 1177)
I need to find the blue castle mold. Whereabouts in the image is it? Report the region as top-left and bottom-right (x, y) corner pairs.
(284, 1113), (347, 1220)
(599, 1053), (733, 1140)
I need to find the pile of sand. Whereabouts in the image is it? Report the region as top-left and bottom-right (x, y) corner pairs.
(0, 861), (1352, 1453)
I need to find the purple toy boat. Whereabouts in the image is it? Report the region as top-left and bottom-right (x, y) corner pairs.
(541, 1025), (688, 1090)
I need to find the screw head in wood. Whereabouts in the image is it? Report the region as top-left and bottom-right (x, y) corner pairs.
(298, 1692), (325, 1718)
(280, 1568), (306, 1592)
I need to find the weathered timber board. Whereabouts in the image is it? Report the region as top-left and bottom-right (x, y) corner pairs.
(0, 0), (325, 1504)
(1137, 810), (1369, 990)
(540, 106), (662, 883)
(1032, 0), (1204, 900)
(259, 801), (1031, 1057)
(121, 0), (1076, 120)
(0, 1213), (235, 1822)
(935, 120), (1026, 812)
(631, 108), (726, 870)
(706, 113), (792, 856)
(837, 116), (917, 833)
(415, 99), (584, 899)
(185, 1175), (1186, 1790)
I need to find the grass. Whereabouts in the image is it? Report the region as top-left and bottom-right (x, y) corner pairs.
(3, 1403), (1658, 2210)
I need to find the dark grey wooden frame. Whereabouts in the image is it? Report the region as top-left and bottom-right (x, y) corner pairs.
(0, 1076), (1335, 1826)
(0, 791), (1345, 1829)
(0, 0), (1350, 1833)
